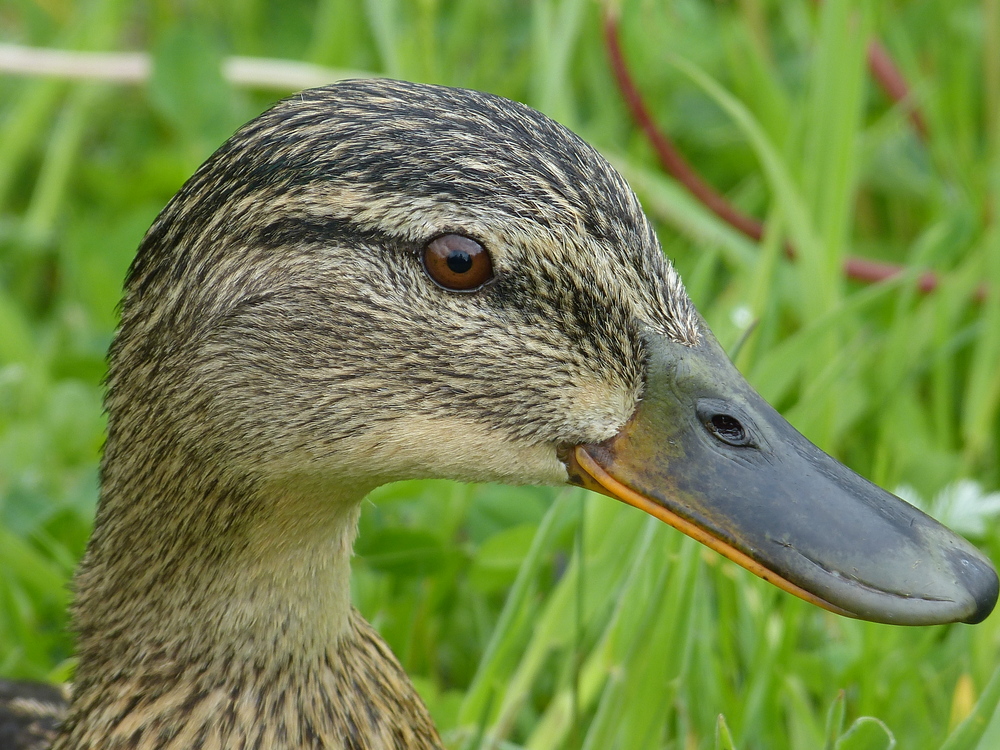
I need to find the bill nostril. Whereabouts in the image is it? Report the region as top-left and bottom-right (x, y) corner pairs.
(706, 413), (750, 447)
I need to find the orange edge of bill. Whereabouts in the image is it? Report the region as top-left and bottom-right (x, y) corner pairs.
(571, 445), (853, 618)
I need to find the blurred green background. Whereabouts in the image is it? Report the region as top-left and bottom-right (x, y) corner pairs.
(2, 0), (1000, 748)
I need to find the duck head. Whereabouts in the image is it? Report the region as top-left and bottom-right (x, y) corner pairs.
(109, 78), (996, 628)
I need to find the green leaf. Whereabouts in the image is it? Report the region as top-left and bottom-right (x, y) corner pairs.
(716, 713), (738, 750)
(823, 689), (850, 749)
(149, 22), (241, 158)
(469, 524), (539, 594)
(458, 493), (575, 727)
(835, 717), (896, 750)
(940, 663), (1000, 750)
(355, 527), (452, 577)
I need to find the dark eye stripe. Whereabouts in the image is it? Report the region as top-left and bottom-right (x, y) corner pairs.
(422, 234), (494, 292)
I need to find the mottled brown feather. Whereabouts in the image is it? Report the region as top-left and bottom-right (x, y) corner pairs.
(0, 681), (68, 750)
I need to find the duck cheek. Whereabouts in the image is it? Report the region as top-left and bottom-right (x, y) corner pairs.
(552, 373), (641, 447)
(321, 415), (569, 488)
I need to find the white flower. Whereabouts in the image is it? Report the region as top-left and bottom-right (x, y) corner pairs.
(730, 305), (753, 330)
(896, 480), (1000, 538)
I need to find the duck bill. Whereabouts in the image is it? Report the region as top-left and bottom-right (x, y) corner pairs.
(565, 330), (998, 625)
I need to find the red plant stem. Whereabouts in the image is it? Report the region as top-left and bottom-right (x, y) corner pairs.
(867, 39), (929, 141)
(807, 0), (929, 140)
(602, 14), (766, 244)
(843, 257), (938, 292)
(602, 11), (987, 302)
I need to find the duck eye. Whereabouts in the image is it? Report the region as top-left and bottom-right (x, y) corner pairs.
(422, 234), (493, 292)
(707, 413), (750, 447)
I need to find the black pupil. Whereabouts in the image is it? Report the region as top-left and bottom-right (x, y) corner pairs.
(711, 414), (746, 443)
(446, 250), (473, 274)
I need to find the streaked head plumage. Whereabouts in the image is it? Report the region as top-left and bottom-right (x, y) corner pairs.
(110, 78), (699, 488)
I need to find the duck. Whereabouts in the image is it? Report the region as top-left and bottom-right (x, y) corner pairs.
(2, 77), (997, 750)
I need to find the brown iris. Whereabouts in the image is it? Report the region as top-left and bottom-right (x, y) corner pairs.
(422, 234), (494, 291)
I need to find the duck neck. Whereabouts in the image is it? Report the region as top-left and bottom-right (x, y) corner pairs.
(56, 456), (443, 749)
(57, 364), (443, 747)
(73, 467), (366, 675)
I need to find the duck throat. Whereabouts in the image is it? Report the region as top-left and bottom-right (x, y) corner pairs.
(75, 457), (366, 662)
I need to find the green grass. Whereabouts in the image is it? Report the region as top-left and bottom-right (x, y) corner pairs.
(2, 0), (999, 748)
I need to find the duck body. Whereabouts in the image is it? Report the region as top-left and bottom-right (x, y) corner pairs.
(4, 78), (996, 749)
(54, 611), (439, 749)
(1, 680), (67, 750)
